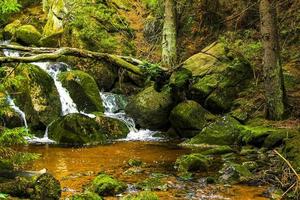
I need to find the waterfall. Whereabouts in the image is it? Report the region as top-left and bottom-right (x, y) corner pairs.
(6, 95), (28, 129)
(100, 92), (161, 141)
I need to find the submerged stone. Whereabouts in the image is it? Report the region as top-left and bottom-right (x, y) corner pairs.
(59, 70), (104, 113)
(169, 100), (217, 138)
(90, 173), (126, 196)
(69, 191), (102, 200)
(122, 191), (159, 200)
(48, 113), (129, 145)
(125, 85), (174, 129)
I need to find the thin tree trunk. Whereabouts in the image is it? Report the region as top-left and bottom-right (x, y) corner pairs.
(260, 0), (285, 120)
(162, 0), (177, 68)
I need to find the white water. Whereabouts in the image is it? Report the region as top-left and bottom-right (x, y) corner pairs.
(100, 92), (161, 141)
(6, 95), (28, 129)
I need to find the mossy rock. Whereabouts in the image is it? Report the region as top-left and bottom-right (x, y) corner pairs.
(218, 162), (252, 184)
(169, 68), (192, 102)
(175, 153), (210, 174)
(125, 85), (174, 129)
(39, 31), (63, 47)
(136, 176), (168, 191)
(284, 131), (300, 171)
(184, 42), (252, 112)
(183, 116), (242, 146)
(121, 191), (159, 200)
(15, 25), (42, 46)
(90, 173), (126, 196)
(31, 173), (61, 200)
(59, 70), (104, 113)
(3, 20), (21, 40)
(48, 113), (129, 145)
(69, 191), (102, 200)
(169, 100), (217, 138)
(199, 145), (234, 155)
(5, 64), (61, 128)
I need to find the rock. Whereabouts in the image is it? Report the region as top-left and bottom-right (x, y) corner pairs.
(169, 68), (192, 102)
(127, 159), (143, 167)
(200, 145), (234, 155)
(3, 20), (21, 40)
(183, 42), (252, 112)
(125, 85), (174, 129)
(175, 153), (210, 174)
(136, 175), (168, 191)
(39, 31), (63, 47)
(284, 132), (300, 171)
(15, 25), (42, 46)
(5, 64), (61, 128)
(31, 173), (61, 200)
(242, 161), (258, 171)
(219, 162), (252, 184)
(90, 173), (126, 196)
(48, 113), (129, 145)
(183, 116), (242, 146)
(59, 70), (104, 113)
(121, 191), (159, 200)
(69, 191), (102, 200)
(169, 100), (217, 138)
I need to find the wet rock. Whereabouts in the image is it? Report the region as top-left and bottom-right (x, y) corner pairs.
(169, 100), (217, 138)
(242, 161), (258, 171)
(183, 116), (242, 146)
(175, 153), (211, 174)
(31, 173), (61, 200)
(89, 173), (126, 196)
(136, 176), (168, 191)
(15, 25), (42, 46)
(59, 70), (104, 113)
(5, 64), (61, 128)
(200, 145), (234, 155)
(69, 191), (102, 200)
(219, 162), (252, 184)
(48, 113), (129, 145)
(169, 68), (192, 102)
(125, 85), (174, 129)
(121, 191), (159, 200)
(127, 159), (143, 167)
(184, 42), (252, 112)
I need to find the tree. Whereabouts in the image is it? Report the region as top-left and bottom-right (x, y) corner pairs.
(259, 0), (285, 120)
(161, 0), (177, 68)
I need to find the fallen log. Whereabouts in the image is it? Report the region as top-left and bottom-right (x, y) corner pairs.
(0, 44), (168, 76)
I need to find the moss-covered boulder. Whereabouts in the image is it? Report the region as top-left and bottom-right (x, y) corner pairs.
(48, 113), (129, 145)
(3, 20), (21, 40)
(122, 191), (159, 200)
(284, 132), (300, 171)
(70, 191), (102, 200)
(59, 70), (104, 113)
(219, 162), (252, 184)
(184, 42), (252, 112)
(169, 68), (192, 102)
(125, 85), (174, 129)
(5, 64), (61, 128)
(15, 25), (42, 46)
(89, 173), (126, 196)
(183, 116), (242, 146)
(175, 153), (211, 174)
(31, 173), (61, 200)
(169, 100), (217, 138)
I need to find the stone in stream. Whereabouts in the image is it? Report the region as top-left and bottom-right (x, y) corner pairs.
(121, 191), (159, 200)
(175, 153), (211, 175)
(218, 162), (252, 184)
(3, 20), (21, 40)
(69, 191), (102, 200)
(48, 113), (129, 145)
(125, 85), (174, 130)
(15, 25), (42, 46)
(58, 70), (104, 113)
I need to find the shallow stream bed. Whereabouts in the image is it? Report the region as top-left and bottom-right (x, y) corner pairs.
(23, 142), (268, 200)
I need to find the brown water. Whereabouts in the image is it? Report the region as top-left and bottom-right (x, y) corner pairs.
(23, 141), (268, 200)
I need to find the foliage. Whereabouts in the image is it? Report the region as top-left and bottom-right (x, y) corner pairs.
(0, 127), (31, 146)
(0, 0), (21, 24)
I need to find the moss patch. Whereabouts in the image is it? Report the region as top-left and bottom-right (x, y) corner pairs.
(90, 173), (126, 196)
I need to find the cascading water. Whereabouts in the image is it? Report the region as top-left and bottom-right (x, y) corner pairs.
(100, 92), (161, 141)
(6, 95), (28, 129)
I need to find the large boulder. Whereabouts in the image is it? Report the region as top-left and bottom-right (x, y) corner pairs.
(5, 64), (61, 128)
(183, 116), (242, 146)
(3, 20), (21, 40)
(15, 25), (42, 46)
(169, 100), (217, 138)
(183, 42), (252, 112)
(48, 113), (129, 145)
(125, 85), (174, 129)
(59, 70), (104, 113)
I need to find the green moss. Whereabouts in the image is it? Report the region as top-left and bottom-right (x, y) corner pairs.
(122, 191), (159, 200)
(15, 25), (42, 46)
(31, 173), (61, 200)
(128, 159), (143, 167)
(70, 191), (102, 200)
(125, 85), (174, 129)
(136, 177), (168, 191)
(219, 162), (252, 184)
(200, 145), (233, 155)
(3, 20), (21, 39)
(59, 70), (104, 113)
(175, 153), (210, 174)
(90, 173), (126, 196)
(169, 100), (217, 138)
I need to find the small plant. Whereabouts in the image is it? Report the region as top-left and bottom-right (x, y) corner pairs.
(0, 0), (21, 24)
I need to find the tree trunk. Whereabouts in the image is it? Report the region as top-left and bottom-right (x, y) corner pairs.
(260, 0), (285, 120)
(162, 0), (177, 68)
